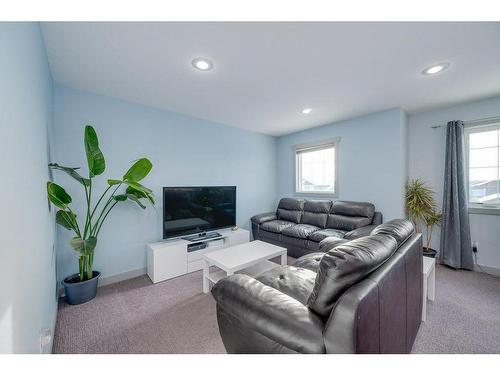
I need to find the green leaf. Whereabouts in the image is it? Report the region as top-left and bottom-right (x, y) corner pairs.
(49, 163), (90, 186)
(122, 180), (153, 194)
(55, 210), (76, 230)
(126, 186), (155, 206)
(123, 158), (152, 182)
(114, 194), (128, 201)
(70, 236), (97, 255)
(84, 125), (105, 177)
(107, 179), (122, 186)
(126, 193), (146, 209)
(47, 182), (72, 209)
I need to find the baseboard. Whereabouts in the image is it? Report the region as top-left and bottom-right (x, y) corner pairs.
(59, 267), (147, 297)
(473, 264), (500, 277)
(98, 267), (147, 287)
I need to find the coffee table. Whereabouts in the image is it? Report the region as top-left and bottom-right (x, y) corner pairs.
(202, 240), (287, 293)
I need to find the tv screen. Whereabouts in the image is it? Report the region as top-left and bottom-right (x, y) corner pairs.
(163, 186), (236, 239)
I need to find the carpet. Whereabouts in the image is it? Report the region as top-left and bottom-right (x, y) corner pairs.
(53, 263), (500, 354)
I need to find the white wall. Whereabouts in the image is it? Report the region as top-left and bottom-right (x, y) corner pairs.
(0, 23), (57, 353)
(409, 95), (500, 271)
(276, 108), (408, 220)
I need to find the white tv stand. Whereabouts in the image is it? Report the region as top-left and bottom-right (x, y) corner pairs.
(146, 228), (249, 283)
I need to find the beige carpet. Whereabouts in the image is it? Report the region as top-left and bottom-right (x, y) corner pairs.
(53, 262), (500, 354)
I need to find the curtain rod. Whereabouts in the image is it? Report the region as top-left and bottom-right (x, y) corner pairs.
(431, 115), (500, 129)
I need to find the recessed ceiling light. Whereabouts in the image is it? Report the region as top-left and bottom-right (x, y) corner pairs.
(422, 63), (450, 75)
(192, 57), (213, 71)
(301, 108), (312, 114)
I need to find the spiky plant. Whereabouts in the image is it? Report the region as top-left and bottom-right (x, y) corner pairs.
(423, 209), (442, 250)
(405, 178), (436, 233)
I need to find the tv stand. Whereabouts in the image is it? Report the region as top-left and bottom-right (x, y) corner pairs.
(182, 231), (222, 242)
(146, 227), (249, 283)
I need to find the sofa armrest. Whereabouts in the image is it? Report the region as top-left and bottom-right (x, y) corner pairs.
(250, 211), (277, 225)
(344, 225), (377, 240)
(319, 237), (347, 252)
(211, 274), (325, 353)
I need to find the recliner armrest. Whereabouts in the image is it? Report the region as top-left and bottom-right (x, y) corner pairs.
(344, 225), (377, 240)
(211, 274), (325, 353)
(250, 211), (277, 225)
(318, 237), (347, 252)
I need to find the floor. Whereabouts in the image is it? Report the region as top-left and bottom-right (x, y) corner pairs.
(53, 262), (500, 354)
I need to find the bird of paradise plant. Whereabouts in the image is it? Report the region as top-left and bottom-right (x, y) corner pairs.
(46, 125), (154, 282)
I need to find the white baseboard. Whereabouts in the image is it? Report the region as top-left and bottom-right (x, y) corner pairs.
(98, 267), (147, 287)
(474, 264), (500, 277)
(59, 267), (147, 297)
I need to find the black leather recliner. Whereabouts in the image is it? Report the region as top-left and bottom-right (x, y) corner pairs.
(211, 219), (423, 354)
(251, 198), (383, 258)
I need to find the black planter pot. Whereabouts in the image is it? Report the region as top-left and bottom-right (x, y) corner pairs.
(423, 247), (437, 258)
(62, 271), (101, 305)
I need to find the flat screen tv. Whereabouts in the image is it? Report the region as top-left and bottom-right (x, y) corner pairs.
(163, 186), (236, 239)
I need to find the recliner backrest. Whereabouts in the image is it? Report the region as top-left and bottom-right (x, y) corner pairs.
(307, 234), (397, 318)
(277, 198), (305, 224)
(370, 218), (414, 246)
(326, 201), (375, 231)
(301, 200), (332, 228)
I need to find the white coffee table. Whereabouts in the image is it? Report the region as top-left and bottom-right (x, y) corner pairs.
(422, 256), (436, 322)
(202, 240), (287, 293)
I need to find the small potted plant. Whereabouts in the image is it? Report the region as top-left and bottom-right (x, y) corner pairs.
(405, 179), (442, 258)
(47, 125), (154, 305)
(423, 209), (442, 258)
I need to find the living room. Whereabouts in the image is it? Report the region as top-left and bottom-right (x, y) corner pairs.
(2, 1), (499, 372)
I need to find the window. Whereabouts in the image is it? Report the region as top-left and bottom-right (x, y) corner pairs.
(294, 139), (339, 196)
(465, 123), (500, 209)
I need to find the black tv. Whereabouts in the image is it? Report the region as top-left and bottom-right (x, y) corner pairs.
(163, 186), (236, 239)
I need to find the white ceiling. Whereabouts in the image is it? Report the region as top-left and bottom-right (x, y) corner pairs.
(41, 22), (500, 136)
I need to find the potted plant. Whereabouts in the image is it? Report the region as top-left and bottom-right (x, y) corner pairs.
(47, 125), (154, 305)
(423, 209), (442, 257)
(405, 178), (442, 258)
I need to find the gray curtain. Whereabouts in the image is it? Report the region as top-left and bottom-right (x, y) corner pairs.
(440, 120), (474, 270)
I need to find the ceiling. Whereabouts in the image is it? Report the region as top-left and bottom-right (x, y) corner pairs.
(41, 22), (500, 136)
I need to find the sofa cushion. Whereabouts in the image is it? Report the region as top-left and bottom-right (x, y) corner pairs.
(326, 200), (375, 231)
(309, 229), (347, 242)
(294, 252), (324, 273)
(256, 266), (317, 305)
(282, 224), (320, 239)
(370, 219), (414, 247)
(261, 220), (295, 234)
(277, 198), (305, 224)
(307, 234), (398, 318)
(301, 200), (332, 228)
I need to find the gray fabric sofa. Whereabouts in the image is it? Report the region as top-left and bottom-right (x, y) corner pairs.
(211, 219), (423, 354)
(251, 198), (383, 258)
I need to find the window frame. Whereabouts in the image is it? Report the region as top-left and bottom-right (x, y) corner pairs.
(464, 122), (500, 215)
(293, 137), (340, 197)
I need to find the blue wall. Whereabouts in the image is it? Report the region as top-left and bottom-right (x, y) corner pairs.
(409, 95), (500, 271)
(276, 108), (407, 220)
(0, 23), (57, 353)
(52, 86), (277, 282)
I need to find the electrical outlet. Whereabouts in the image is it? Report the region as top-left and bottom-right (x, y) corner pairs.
(472, 241), (479, 253)
(40, 327), (52, 353)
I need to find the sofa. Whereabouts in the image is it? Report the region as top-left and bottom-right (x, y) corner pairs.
(211, 219), (423, 354)
(251, 198), (383, 258)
